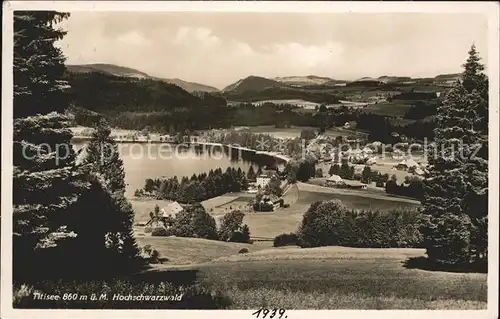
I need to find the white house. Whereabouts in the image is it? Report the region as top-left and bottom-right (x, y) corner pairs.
(161, 201), (184, 218)
(394, 158), (419, 171)
(326, 174), (343, 186)
(256, 174), (272, 189)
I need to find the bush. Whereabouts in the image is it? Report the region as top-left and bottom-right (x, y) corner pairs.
(315, 168), (323, 178)
(170, 203), (217, 240)
(253, 202), (274, 212)
(229, 224), (251, 244)
(298, 200), (423, 248)
(273, 233), (300, 247)
(238, 248), (249, 254)
(298, 200), (347, 247)
(218, 210), (250, 241)
(151, 227), (174, 237)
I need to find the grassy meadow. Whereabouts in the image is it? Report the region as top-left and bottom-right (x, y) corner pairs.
(140, 245), (486, 309)
(361, 101), (415, 117)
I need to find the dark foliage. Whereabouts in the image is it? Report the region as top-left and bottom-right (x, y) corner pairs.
(298, 200), (423, 248)
(218, 211), (251, 243)
(273, 233), (301, 247)
(170, 203), (218, 240)
(140, 167), (248, 204)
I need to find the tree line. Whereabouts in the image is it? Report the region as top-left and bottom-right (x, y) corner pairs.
(137, 167), (249, 204)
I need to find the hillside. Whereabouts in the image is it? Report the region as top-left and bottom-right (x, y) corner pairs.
(67, 63), (150, 79)
(274, 75), (333, 86)
(163, 78), (219, 93)
(433, 73), (461, 83)
(222, 76), (286, 93)
(66, 63), (219, 93)
(65, 71), (206, 113)
(377, 76), (413, 83)
(64, 70), (231, 131)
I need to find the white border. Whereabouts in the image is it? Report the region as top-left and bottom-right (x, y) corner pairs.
(1, 2), (499, 319)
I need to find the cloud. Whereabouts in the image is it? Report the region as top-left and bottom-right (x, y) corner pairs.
(269, 41), (344, 69)
(173, 26), (220, 49)
(56, 12), (488, 88)
(117, 31), (151, 46)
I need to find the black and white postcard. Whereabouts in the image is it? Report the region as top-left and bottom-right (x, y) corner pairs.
(1, 1), (499, 318)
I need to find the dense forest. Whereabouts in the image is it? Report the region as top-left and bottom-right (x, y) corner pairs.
(137, 167), (249, 204)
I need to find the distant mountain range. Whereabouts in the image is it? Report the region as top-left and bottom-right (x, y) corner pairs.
(66, 63), (220, 93)
(66, 63), (462, 96)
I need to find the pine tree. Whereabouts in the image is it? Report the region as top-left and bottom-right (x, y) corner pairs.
(361, 166), (372, 184)
(83, 119), (141, 264)
(462, 44), (489, 136)
(84, 119), (126, 194)
(12, 11), (90, 281)
(461, 45), (489, 264)
(14, 12), (71, 118)
(421, 45), (488, 267)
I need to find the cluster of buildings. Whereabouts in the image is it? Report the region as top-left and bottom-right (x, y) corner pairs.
(393, 158), (427, 176)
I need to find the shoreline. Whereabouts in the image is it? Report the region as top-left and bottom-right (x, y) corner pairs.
(71, 136), (292, 164)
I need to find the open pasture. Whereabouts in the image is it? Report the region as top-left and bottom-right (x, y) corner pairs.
(151, 245), (487, 309)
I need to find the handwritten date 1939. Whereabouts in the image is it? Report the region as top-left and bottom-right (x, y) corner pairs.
(251, 308), (287, 319)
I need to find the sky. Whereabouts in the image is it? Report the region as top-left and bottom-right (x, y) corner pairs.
(57, 12), (489, 89)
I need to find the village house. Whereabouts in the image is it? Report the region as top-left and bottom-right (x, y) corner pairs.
(344, 180), (368, 190)
(393, 158), (419, 171)
(145, 201), (184, 231)
(325, 174), (343, 187)
(162, 201), (184, 218)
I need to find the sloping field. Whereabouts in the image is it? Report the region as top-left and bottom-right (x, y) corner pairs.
(150, 245), (487, 309)
(297, 182), (420, 210)
(362, 101), (414, 117)
(298, 189), (419, 212)
(135, 236), (263, 265)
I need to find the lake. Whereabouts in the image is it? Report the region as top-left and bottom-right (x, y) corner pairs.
(73, 141), (278, 198)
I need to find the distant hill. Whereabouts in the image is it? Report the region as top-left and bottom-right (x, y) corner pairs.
(356, 77), (379, 82)
(162, 78), (219, 93)
(274, 75), (333, 86)
(377, 76), (413, 84)
(66, 63), (150, 79)
(222, 76), (286, 93)
(323, 79), (349, 86)
(66, 63), (219, 93)
(433, 73), (461, 82)
(349, 77), (385, 86)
